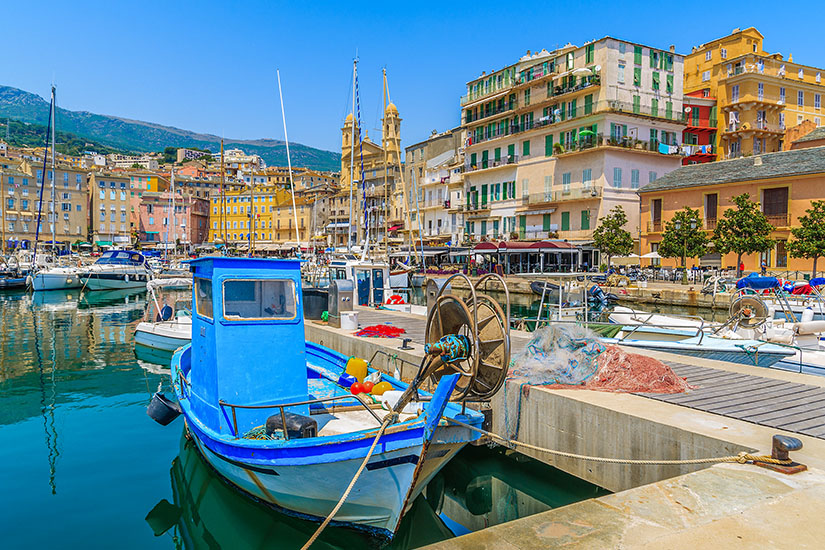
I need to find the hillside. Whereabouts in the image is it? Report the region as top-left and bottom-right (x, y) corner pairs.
(0, 85), (341, 171)
(0, 119), (133, 156)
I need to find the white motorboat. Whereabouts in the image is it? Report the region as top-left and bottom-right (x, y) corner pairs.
(134, 277), (192, 352)
(29, 265), (84, 291)
(79, 250), (153, 291)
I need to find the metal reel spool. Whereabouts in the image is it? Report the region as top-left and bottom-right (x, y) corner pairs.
(424, 294), (479, 401)
(469, 293), (510, 400)
(730, 295), (769, 329)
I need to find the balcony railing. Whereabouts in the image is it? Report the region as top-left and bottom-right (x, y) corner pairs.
(706, 218), (717, 230)
(556, 133), (683, 157)
(685, 116), (718, 129)
(526, 186), (603, 204)
(465, 154), (519, 173)
(725, 121), (783, 133)
(648, 221), (663, 232)
(547, 76), (601, 99)
(465, 100), (517, 124)
(460, 82), (516, 106)
(765, 213), (790, 228)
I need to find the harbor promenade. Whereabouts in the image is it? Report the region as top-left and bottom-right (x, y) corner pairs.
(306, 306), (825, 546)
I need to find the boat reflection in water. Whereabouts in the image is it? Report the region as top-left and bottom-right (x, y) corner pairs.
(147, 434), (608, 549)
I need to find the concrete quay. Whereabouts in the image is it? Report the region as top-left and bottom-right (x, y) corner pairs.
(428, 275), (732, 310)
(306, 306), (825, 547)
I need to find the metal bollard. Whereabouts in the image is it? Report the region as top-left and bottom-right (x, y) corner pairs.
(755, 434), (807, 475)
(399, 338), (413, 350)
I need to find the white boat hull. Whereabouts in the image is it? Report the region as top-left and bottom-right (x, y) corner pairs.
(134, 320), (191, 352)
(192, 431), (463, 536)
(81, 272), (151, 291)
(30, 270), (83, 291)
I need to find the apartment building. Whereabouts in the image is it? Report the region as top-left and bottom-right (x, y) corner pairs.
(129, 171), (169, 233)
(461, 38), (685, 250)
(685, 27), (825, 159)
(174, 175), (222, 199)
(176, 148), (211, 163)
(88, 171), (132, 247)
(108, 154), (159, 170)
(207, 186), (291, 245)
(138, 192), (209, 247)
(405, 128), (465, 244)
(639, 146), (825, 272)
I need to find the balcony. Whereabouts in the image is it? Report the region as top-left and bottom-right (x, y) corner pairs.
(556, 133), (683, 157)
(525, 186), (603, 205)
(465, 100), (517, 124)
(706, 218), (717, 230)
(685, 116), (718, 130)
(465, 154), (519, 173)
(648, 221), (663, 232)
(765, 213), (790, 228)
(460, 82), (516, 106)
(724, 121), (783, 134)
(546, 75), (601, 100)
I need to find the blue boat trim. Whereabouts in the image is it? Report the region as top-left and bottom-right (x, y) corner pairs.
(212, 449), (280, 476)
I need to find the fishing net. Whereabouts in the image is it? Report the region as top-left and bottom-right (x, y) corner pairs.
(503, 324), (693, 439)
(355, 325), (406, 338)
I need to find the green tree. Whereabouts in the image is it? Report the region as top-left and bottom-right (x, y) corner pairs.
(162, 146), (178, 164)
(657, 207), (708, 267)
(788, 200), (825, 277)
(592, 205), (633, 266)
(713, 193), (774, 276)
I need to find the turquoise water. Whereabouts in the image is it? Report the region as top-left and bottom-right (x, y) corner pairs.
(0, 288), (606, 549)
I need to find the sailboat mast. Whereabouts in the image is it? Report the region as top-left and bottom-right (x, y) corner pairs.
(277, 70), (301, 256)
(32, 89), (54, 263)
(382, 69), (389, 258)
(50, 86), (56, 255)
(1, 164), (5, 256)
(220, 139), (225, 244)
(348, 58), (357, 253)
(171, 169), (176, 253)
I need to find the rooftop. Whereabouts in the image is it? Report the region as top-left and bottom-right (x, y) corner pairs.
(795, 126), (825, 144)
(638, 146), (825, 193)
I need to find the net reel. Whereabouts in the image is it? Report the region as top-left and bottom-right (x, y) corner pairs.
(729, 295), (769, 329)
(420, 273), (511, 402)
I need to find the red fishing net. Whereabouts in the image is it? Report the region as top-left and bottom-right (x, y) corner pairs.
(354, 325), (406, 338)
(542, 345), (694, 394)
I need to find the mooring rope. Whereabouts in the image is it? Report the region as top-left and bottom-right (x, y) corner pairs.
(445, 417), (791, 466)
(300, 414), (395, 550)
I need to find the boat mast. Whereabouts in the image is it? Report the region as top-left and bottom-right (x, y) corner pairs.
(1, 163), (5, 257)
(50, 86), (56, 258)
(32, 88), (54, 264)
(171, 169), (176, 254)
(277, 70), (301, 257)
(347, 58), (357, 253)
(382, 69), (389, 258)
(164, 174), (172, 263)
(220, 139), (225, 245)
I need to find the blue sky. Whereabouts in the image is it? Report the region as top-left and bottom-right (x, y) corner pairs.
(1, 1), (822, 155)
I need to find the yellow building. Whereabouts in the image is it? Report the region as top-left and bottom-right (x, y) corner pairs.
(208, 185), (290, 245)
(685, 27), (825, 160)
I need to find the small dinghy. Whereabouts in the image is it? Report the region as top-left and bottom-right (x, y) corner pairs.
(134, 278), (192, 353)
(149, 260), (510, 541)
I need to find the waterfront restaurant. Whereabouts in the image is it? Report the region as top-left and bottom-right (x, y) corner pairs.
(473, 241), (582, 273)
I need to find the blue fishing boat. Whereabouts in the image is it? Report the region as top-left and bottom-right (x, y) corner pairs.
(150, 259), (505, 541)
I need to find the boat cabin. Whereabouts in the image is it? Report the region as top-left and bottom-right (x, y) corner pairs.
(328, 258), (389, 306)
(188, 257), (308, 434)
(94, 249), (148, 266)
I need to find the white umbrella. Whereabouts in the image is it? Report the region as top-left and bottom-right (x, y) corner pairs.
(641, 251), (661, 259)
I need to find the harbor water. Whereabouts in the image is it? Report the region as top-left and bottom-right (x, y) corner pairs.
(0, 288), (607, 549)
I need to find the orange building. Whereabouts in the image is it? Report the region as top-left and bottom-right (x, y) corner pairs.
(639, 146), (825, 272)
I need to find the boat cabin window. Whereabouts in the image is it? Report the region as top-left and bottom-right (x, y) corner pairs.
(195, 277), (213, 319)
(330, 268), (347, 280)
(222, 279), (297, 320)
(97, 251), (144, 265)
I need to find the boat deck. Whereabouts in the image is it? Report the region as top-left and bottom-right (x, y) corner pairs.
(352, 308), (825, 440)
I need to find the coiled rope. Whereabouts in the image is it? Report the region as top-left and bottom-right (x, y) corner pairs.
(300, 414), (395, 550)
(446, 417), (791, 466)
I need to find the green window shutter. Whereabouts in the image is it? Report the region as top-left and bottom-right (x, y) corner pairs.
(581, 210), (590, 230)
(632, 95), (640, 114)
(545, 134), (554, 156)
(494, 147), (501, 162)
(666, 74), (674, 94)
(481, 150), (489, 168)
(587, 44), (595, 64)
(709, 105), (717, 126)
(651, 98), (658, 117)
(561, 211), (570, 231)
(481, 185), (488, 206)
(633, 67), (641, 86)
(561, 103), (567, 121)
(470, 153), (477, 168)
(571, 98), (577, 117)
(649, 50), (655, 67)
(523, 140), (530, 156)
(634, 45), (642, 65)
(519, 215), (526, 230)
(652, 72), (660, 90)
(543, 214), (551, 231)
(584, 94), (593, 115)
(622, 125), (627, 137)
(480, 220), (487, 234)
(591, 123), (597, 135)
(507, 144), (515, 158)
(691, 106), (700, 124)
(666, 101), (673, 120)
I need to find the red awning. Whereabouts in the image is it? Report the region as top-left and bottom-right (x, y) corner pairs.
(473, 242), (498, 251)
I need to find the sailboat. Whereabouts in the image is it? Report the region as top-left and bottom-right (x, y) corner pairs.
(29, 85), (83, 292)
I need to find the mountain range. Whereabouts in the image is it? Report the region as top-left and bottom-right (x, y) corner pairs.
(0, 85), (341, 171)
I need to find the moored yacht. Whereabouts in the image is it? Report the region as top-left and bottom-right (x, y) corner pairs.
(79, 250), (153, 291)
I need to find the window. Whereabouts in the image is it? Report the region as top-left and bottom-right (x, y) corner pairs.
(617, 63), (625, 84)
(758, 83), (764, 101)
(649, 171), (657, 183)
(585, 44), (594, 64)
(651, 98), (659, 117)
(731, 85), (739, 102)
(816, 94), (821, 109)
(524, 88), (531, 105)
(222, 279), (297, 320)
(581, 210), (590, 230)
(99, 190), (105, 199)
(566, 52), (574, 70)
(522, 140), (530, 157)
(195, 277), (213, 319)
(631, 169), (640, 189)
(633, 95), (640, 114)
(702, 70), (710, 82)
(705, 50), (712, 61)
(720, 47), (727, 59)
(633, 67), (641, 86)
(666, 74), (673, 94)
(634, 45), (642, 65)
(799, 68), (804, 79)
(544, 135), (554, 157)
(618, 42), (626, 55)
(562, 172), (571, 193)
(798, 90), (804, 107)
(560, 211), (570, 231)
(582, 168), (592, 189)
(613, 167), (622, 188)
(521, 178), (529, 197)
(818, 72), (823, 84)
(149, 216), (154, 225)
(780, 87), (786, 103)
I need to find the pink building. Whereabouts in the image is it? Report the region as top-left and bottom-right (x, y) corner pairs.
(138, 191), (209, 248)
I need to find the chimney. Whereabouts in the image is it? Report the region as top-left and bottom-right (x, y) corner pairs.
(669, 45), (675, 53)
(754, 156), (763, 166)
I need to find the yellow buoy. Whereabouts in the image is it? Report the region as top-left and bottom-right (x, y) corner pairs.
(345, 357), (368, 383)
(371, 381), (393, 395)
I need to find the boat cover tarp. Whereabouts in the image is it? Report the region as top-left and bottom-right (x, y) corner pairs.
(736, 275), (779, 289)
(147, 277), (192, 290)
(810, 277), (825, 287)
